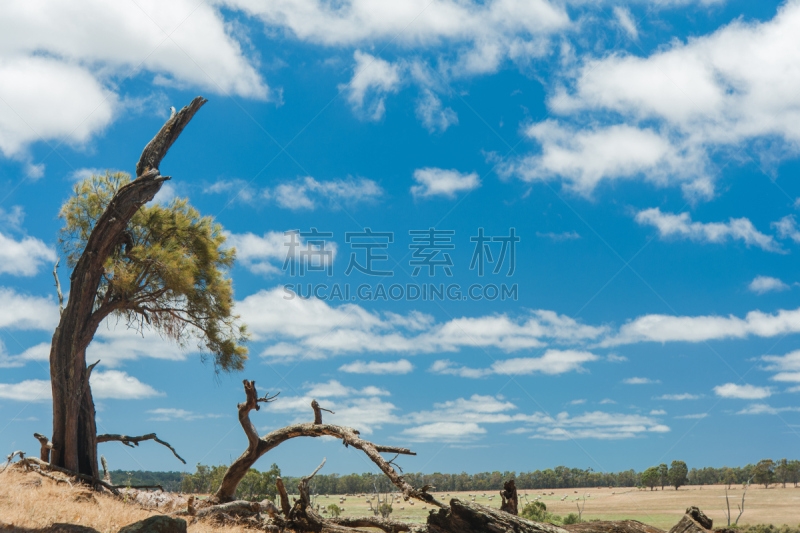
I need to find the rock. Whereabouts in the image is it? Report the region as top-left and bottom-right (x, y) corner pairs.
(47, 525), (102, 533)
(72, 491), (98, 505)
(117, 516), (187, 533)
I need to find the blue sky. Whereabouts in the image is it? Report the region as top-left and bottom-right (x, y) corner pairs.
(2, 0), (800, 478)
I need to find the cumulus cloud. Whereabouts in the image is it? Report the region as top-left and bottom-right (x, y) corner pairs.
(0, 0), (268, 156)
(411, 168), (481, 199)
(529, 411), (670, 440)
(431, 350), (601, 378)
(340, 51), (403, 121)
(749, 275), (791, 294)
(416, 90), (458, 133)
(635, 208), (783, 253)
(267, 177), (383, 210)
(601, 306), (800, 346)
(0, 231), (57, 276)
(338, 359), (414, 374)
(613, 6), (638, 40)
(623, 377), (660, 384)
(508, 1), (800, 199)
(147, 408), (225, 422)
(0, 371), (161, 401)
(0, 342), (50, 369)
(674, 413), (708, 419)
(0, 288), (60, 331)
(225, 230), (339, 276)
(713, 383), (771, 400)
(244, 287), (606, 360)
(654, 393), (701, 400)
(772, 215), (800, 243)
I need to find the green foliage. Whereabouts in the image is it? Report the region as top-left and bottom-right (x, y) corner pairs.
(378, 502), (393, 518)
(754, 459), (775, 488)
(668, 461), (688, 490)
(641, 467), (660, 490)
(563, 513), (580, 525)
(181, 463), (281, 500)
(521, 501), (548, 521)
(658, 464), (669, 490)
(327, 504), (342, 517)
(59, 171), (247, 372)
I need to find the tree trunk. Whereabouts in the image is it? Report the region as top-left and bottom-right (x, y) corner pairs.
(48, 96), (207, 478)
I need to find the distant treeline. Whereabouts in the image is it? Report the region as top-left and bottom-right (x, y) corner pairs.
(113, 459), (800, 500)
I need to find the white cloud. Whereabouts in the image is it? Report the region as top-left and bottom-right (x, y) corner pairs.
(0, 342), (50, 369)
(0, 231), (57, 277)
(600, 398), (616, 404)
(268, 176), (383, 210)
(606, 354), (627, 362)
(569, 399), (587, 405)
(416, 90), (458, 133)
(635, 208), (784, 253)
(601, 306), (800, 346)
(713, 383), (771, 400)
(431, 350), (600, 378)
(0, 206), (24, 229)
(411, 167), (481, 199)
(0, 379), (51, 402)
(530, 411), (670, 440)
(772, 215), (800, 243)
(736, 403), (800, 415)
(762, 349), (800, 373)
(0, 371), (160, 401)
(147, 408), (224, 421)
(401, 422), (486, 443)
(675, 413), (708, 419)
(650, 409), (667, 415)
(613, 6), (638, 40)
(0, 0), (268, 156)
(623, 377), (660, 384)
(516, 1), (800, 199)
(536, 230), (580, 241)
(244, 287), (605, 360)
(90, 370), (164, 399)
(654, 393), (701, 400)
(0, 288), (60, 331)
(340, 51), (402, 121)
(497, 122), (707, 199)
(225, 230), (337, 276)
(305, 379), (389, 398)
(749, 275), (790, 294)
(338, 359), (414, 374)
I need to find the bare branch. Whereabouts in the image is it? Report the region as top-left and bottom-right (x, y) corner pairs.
(96, 433), (185, 464)
(33, 433), (54, 463)
(137, 97), (207, 177)
(101, 455), (111, 484)
(312, 399), (335, 424)
(1, 450), (25, 473)
(20, 457), (119, 495)
(276, 477), (291, 517)
(53, 258), (64, 316)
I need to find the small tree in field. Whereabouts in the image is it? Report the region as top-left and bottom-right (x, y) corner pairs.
(658, 463), (668, 490)
(668, 461), (688, 490)
(753, 459), (775, 488)
(641, 467), (659, 491)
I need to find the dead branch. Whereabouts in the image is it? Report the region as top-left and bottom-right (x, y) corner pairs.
(212, 379), (441, 508)
(276, 477), (291, 516)
(500, 479), (518, 515)
(100, 455), (111, 484)
(20, 457), (120, 496)
(1, 450), (25, 473)
(53, 259), (64, 316)
(312, 399), (334, 424)
(97, 433), (185, 464)
(33, 433), (54, 463)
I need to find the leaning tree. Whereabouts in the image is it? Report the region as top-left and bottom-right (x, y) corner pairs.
(46, 97), (247, 478)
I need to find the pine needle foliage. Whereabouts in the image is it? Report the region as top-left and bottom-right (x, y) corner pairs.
(59, 171), (248, 372)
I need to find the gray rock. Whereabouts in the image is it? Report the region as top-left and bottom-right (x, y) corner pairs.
(117, 516), (187, 533)
(47, 524), (102, 533)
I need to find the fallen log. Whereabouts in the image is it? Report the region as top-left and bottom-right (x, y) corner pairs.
(563, 520), (666, 533)
(428, 498), (569, 533)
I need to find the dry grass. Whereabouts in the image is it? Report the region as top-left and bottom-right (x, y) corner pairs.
(0, 468), (247, 533)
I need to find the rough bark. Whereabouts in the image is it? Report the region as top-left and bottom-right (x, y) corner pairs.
(500, 478), (519, 515)
(34, 433), (53, 462)
(48, 96), (206, 478)
(212, 380), (438, 507)
(428, 498), (569, 533)
(327, 516), (414, 532)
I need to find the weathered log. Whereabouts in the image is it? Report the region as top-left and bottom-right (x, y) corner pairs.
(97, 433), (185, 464)
(668, 507), (713, 533)
(500, 478), (519, 515)
(20, 457), (119, 495)
(195, 500), (262, 518)
(563, 520), (666, 533)
(327, 516), (415, 532)
(428, 498), (569, 533)
(276, 476), (291, 516)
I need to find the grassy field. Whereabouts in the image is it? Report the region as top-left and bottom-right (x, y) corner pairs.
(2, 468), (799, 532)
(303, 485), (800, 530)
